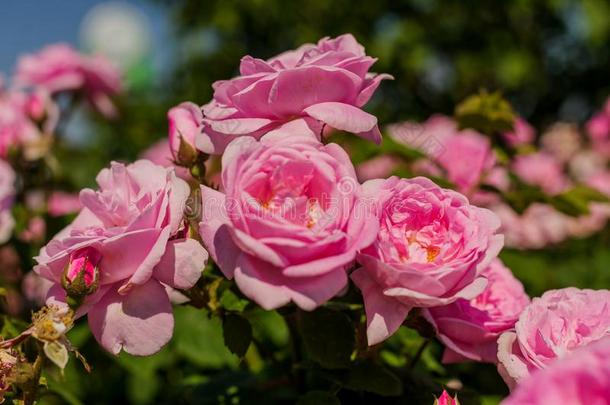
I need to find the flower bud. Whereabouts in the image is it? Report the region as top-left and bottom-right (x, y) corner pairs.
(434, 390), (459, 405)
(61, 247), (101, 300)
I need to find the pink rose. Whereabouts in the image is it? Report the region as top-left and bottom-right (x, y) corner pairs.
(512, 152), (568, 195)
(167, 101), (203, 164)
(587, 100), (610, 141)
(34, 160), (208, 355)
(491, 203), (571, 249)
(387, 115), (456, 156)
(356, 155), (400, 182)
(436, 132), (496, 194)
(22, 272), (54, 306)
(47, 192), (82, 217)
(501, 338), (610, 405)
(197, 34), (392, 154)
(502, 117), (535, 147)
(390, 116), (495, 195)
(199, 130), (378, 310)
(497, 288), (610, 388)
(15, 43), (122, 118)
(0, 160), (15, 243)
(351, 176), (504, 345)
(424, 259), (530, 363)
(0, 88), (56, 158)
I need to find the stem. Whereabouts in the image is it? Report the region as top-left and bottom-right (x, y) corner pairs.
(409, 339), (430, 370)
(285, 311), (305, 394)
(23, 347), (45, 405)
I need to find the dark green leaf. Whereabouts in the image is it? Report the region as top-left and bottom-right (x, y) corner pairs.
(298, 308), (355, 369)
(342, 362), (403, 397)
(296, 391), (340, 405)
(222, 313), (253, 358)
(173, 306), (237, 368)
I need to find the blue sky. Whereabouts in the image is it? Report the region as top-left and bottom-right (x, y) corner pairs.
(0, 0), (169, 77)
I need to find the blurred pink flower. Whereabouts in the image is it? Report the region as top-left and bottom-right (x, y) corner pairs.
(351, 176), (503, 345)
(0, 160), (15, 243)
(15, 43), (122, 118)
(0, 88), (57, 159)
(492, 203), (570, 249)
(586, 98), (610, 156)
(35, 160), (208, 355)
(512, 152), (569, 195)
(22, 272), (53, 306)
(356, 155), (400, 181)
(436, 132), (495, 194)
(540, 123), (581, 162)
(501, 338), (610, 405)
(424, 259), (529, 363)
(18, 217), (46, 243)
(497, 288), (610, 388)
(47, 192), (82, 217)
(197, 34), (391, 154)
(199, 129), (377, 310)
(390, 115), (495, 195)
(502, 117), (535, 147)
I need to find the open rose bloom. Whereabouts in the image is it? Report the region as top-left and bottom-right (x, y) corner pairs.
(497, 288), (610, 388)
(424, 259), (529, 363)
(197, 34), (392, 154)
(15, 43), (122, 117)
(501, 338), (610, 405)
(351, 176), (504, 345)
(199, 129), (378, 310)
(34, 160), (208, 355)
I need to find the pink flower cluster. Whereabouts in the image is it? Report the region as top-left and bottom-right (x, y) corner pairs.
(35, 160), (208, 355)
(31, 37), (610, 405)
(15, 43), (122, 117)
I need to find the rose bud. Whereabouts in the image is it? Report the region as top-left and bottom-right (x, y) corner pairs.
(434, 390), (460, 405)
(61, 247), (101, 301)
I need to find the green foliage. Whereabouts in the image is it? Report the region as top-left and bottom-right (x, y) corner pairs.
(455, 91), (516, 135)
(297, 391), (341, 405)
(297, 308), (355, 369)
(222, 314), (253, 358)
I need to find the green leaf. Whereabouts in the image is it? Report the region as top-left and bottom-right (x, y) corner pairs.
(219, 289), (249, 312)
(298, 308), (355, 369)
(455, 90), (515, 135)
(296, 391), (340, 405)
(342, 362), (403, 397)
(173, 306), (237, 369)
(222, 313), (253, 358)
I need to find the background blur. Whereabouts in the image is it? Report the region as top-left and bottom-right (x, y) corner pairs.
(2, 1), (610, 404)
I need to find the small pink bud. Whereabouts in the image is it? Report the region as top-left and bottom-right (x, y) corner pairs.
(434, 390), (459, 405)
(62, 247), (101, 300)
